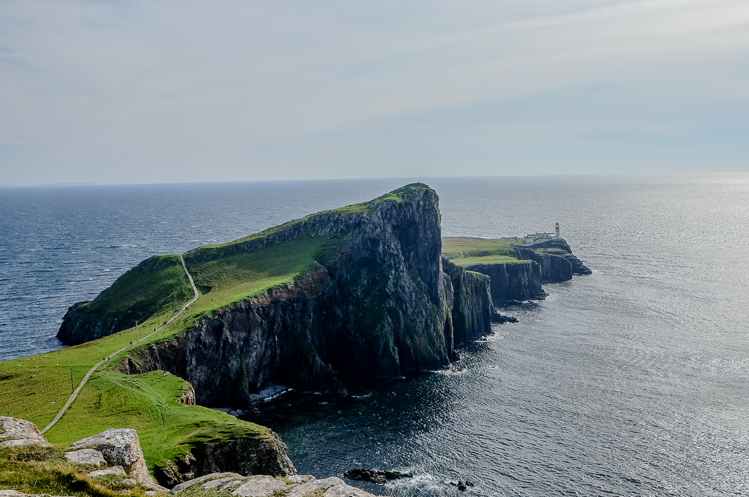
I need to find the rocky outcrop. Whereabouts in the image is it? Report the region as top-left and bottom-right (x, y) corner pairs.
(171, 473), (384, 497)
(153, 431), (295, 488)
(442, 258), (494, 346)
(513, 239), (591, 282)
(114, 185), (493, 408)
(69, 428), (155, 485)
(0, 417), (49, 447)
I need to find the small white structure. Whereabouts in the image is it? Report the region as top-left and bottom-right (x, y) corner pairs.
(521, 223), (561, 245)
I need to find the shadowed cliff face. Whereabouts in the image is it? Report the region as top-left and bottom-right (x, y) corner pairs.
(113, 184), (493, 407)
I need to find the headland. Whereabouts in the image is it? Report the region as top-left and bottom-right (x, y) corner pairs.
(0, 183), (589, 494)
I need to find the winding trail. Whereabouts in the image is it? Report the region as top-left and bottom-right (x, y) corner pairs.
(41, 255), (199, 435)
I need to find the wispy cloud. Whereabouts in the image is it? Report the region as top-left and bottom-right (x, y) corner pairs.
(0, 0), (747, 184)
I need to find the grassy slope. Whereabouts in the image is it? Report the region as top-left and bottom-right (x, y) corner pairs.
(449, 254), (527, 266)
(77, 255), (193, 323)
(0, 444), (153, 497)
(46, 371), (268, 469)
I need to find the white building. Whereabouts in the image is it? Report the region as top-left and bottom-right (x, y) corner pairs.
(522, 223), (561, 244)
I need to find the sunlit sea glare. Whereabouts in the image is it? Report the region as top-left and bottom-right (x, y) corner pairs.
(1, 174), (748, 496)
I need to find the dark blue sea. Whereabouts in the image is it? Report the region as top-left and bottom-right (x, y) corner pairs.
(1, 175), (748, 496)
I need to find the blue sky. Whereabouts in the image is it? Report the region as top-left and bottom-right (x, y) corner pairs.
(1, 0), (747, 185)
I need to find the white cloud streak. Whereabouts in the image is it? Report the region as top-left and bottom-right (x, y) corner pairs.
(0, 0), (747, 184)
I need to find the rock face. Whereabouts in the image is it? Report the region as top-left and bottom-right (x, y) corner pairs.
(461, 239), (592, 305)
(113, 184), (492, 407)
(463, 261), (545, 304)
(153, 431), (295, 488)
(0, 417), (49, 447)
(513, 239), (591, 282)
(442, 258), (494, 346)
(69, 428), (155, 485)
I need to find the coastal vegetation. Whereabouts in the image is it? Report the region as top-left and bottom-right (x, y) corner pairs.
(0, 444), (151, 497)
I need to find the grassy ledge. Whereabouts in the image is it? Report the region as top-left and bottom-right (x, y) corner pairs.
(442, 237), (531, 266)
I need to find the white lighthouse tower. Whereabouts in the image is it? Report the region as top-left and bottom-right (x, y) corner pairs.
(554, 222), (560, 239)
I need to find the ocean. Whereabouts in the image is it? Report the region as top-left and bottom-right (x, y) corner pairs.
(1, 174), (748, 496)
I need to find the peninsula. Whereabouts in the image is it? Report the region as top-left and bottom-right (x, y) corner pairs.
(0, 183), (589, 492)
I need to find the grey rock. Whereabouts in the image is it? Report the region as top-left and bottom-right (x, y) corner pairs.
(0, 417), (50, 447)
(286, 476), (372, 497)
(0, 491), (30, 497)
(287, 475), (315, 484)
(324, 484), (383, 497)
(70, 428), (155, 485)
(122, 478), (137, 486)
(201, 476), (242, 490)
(171, 472), (242, 493)
(88, 466), (126, 477)
(65, 448), (107, 467)
(231, 475), (288, 497)
(219, 480), (245, 492)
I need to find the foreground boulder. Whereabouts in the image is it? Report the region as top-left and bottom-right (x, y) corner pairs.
(0, 417), (49, 447)
(64, 448), (107, 467)
(69, 428), (155, 485)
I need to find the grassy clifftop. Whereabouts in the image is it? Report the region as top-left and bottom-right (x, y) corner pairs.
(442, 237), (531, 266)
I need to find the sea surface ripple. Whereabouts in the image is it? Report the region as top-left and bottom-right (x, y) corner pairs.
(2, 175), (748, 496)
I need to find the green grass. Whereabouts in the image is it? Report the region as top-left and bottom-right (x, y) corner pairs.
(441, 237), (518, 259)
(450, 255), (528, 267)
(76, 254), (192, 324)
(0, 444), (152, 497)
(187, 236), (340, 312)
(0, 236), (342, 478)
(0, 308), (176, 429)
(44, 371), (269, 473)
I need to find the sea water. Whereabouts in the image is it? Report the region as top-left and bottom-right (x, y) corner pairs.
(1, 175), (748, 496)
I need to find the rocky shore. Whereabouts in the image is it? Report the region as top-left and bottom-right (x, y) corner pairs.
(0, 416), (384, 497)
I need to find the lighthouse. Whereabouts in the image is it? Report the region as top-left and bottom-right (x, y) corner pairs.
(554, 222), (560, 239)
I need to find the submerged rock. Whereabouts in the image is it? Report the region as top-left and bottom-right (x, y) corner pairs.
(344, 468), (413, 484)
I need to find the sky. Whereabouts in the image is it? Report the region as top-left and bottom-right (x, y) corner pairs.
(0, 0), (747, 186)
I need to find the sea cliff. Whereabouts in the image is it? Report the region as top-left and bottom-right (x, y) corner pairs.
(110, 184), (495, 405)
(443, 237), (591, 304)
(11, 183), (591, 488)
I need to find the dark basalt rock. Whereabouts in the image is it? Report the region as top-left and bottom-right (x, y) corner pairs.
(153, 431), (295, 487)
(463, 261), (546, 305)
(111, 184), (494, 407)
(344, 468), (413, 484)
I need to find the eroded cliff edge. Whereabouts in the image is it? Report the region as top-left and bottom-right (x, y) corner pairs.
(109, 184), (495, 406)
